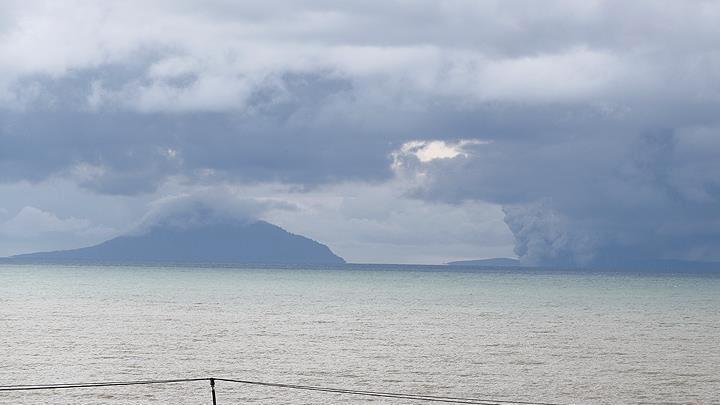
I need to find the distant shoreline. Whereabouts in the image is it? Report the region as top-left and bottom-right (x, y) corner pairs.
(1, 259), (719, 276)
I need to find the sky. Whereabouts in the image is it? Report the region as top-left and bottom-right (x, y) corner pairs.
(1, 1), (719, 265)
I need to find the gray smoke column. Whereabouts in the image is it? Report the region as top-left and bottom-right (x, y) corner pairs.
(502, 201), (597, 266)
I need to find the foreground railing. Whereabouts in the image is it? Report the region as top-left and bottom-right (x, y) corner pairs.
(0, 376), (565, 405)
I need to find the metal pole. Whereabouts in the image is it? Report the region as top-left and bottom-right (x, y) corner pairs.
(210, 378), (217, 405)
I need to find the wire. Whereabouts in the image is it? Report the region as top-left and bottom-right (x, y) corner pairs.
(0, 376), (568, 405)
(0, 378), (208, 391)
(216, 377), (565, 405)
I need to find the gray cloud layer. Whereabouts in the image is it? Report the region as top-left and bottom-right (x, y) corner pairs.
(1, 1), (719, 264)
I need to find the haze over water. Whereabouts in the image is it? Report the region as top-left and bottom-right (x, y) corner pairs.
(1, 264), (718, 404)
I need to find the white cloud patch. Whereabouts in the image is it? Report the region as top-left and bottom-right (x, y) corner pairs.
(394, 139), (486, 164)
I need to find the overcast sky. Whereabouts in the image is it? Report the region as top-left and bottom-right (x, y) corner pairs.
(1, 1), (719, 264)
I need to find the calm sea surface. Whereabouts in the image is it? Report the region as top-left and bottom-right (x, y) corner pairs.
(0, 264), (718, 404)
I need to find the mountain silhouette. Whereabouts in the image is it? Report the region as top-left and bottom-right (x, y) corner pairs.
(9, 220), (345, 265)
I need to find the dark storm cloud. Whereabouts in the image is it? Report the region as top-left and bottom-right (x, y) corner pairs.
(402, 128), (720, 265)
(0, 73), (396, 193)
(2, 1), (720, 265)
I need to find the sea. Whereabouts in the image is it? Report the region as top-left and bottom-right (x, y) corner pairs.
(0, 264), (718, 404)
